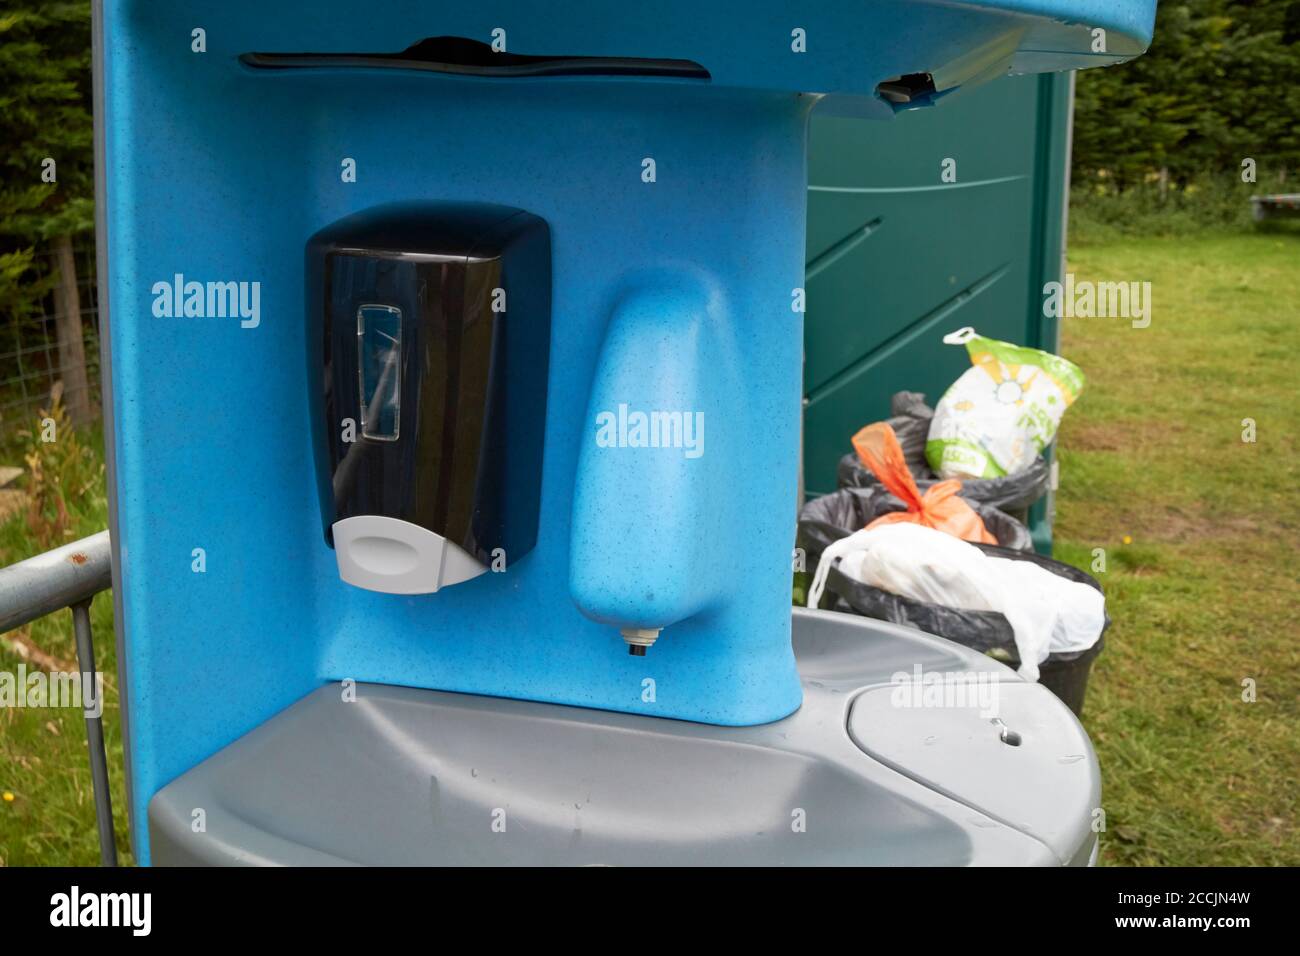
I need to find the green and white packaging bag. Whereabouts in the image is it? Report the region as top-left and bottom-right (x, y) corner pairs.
(925, 327), (1085, 479)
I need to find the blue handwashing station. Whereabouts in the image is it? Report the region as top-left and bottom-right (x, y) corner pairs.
(93, 0), (1155, 864)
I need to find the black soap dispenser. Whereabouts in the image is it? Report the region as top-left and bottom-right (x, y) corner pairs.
(306, 202), (551, 594)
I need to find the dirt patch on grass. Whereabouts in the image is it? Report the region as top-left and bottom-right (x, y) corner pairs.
(1057, 499), (1264, 548)
(0, 489), (24, 524)
(1062, 418), (1186, 453)
(1142, 505), (1264, 543)
(1, 631), (76, 673)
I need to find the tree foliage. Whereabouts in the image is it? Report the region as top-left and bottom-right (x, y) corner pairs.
(1, 1), (95, 417)
(0, 2), (94, 240)
(1073, 0), (1300, 187)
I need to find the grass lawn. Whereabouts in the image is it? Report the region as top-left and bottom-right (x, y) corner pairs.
(0, 232), (1296, 867)
(1054, 232), (1299, 865)
(0, 420), (133, 867)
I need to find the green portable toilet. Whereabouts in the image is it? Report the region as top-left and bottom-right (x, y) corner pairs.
(803, 73), (1074, 551)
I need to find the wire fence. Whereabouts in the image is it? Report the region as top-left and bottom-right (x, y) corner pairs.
(0, 244), (101, 432)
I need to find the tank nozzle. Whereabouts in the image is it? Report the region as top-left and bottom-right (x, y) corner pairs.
(621, 627), (661, 656)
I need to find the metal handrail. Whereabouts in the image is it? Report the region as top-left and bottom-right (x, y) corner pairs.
(0, 531), (117, 865)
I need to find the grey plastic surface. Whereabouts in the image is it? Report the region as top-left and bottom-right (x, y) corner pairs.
(149, 608), (1099, 866)
(849, 683), (1100, 864)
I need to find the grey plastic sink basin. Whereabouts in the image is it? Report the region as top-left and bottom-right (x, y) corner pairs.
(149, 608), (1099, 865)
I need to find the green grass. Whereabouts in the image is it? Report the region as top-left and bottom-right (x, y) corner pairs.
(1054, 232), (1299, 865)
(0, 420), (134, 866)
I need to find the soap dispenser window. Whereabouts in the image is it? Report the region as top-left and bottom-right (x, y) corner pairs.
(357, 304), (401, 442)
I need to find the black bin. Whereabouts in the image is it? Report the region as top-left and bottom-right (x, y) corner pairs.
(798, 491), (1106, 717)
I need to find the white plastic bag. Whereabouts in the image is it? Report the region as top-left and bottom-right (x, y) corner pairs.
(808, 523), (1104, 681)
(1000, 558), (1105, 656)
(926, 327), (1085, 480)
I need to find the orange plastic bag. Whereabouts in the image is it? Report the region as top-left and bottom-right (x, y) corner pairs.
(850, 422), (997, 545)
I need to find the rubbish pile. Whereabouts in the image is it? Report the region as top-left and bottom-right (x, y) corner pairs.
(800, 327), (1106, 714)
(807, 523), (1105, 683)
(837, 391), (1051, 522)
(836, 323), (1082, 523)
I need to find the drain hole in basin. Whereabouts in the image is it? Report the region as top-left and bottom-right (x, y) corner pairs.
(240, 36), (710, 80)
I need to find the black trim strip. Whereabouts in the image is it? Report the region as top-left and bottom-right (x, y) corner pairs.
(240, 36), (709, 80)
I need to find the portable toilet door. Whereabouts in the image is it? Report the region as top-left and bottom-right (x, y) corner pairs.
(802, 72), (1074, 553)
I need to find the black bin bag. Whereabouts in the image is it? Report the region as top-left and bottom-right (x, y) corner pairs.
(799, 486), (1034, 555)
(837, 391), (1052, 520)
(797, 489), (1106, 716)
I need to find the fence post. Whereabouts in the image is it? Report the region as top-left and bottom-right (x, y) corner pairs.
(51, 234), (93, 427)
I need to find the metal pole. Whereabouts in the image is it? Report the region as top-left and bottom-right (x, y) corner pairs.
(71, 598), (117, 866)
(0, 530), (112, 634)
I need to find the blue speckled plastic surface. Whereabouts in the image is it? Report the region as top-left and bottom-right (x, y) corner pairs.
(96, 0), (1155, 862)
